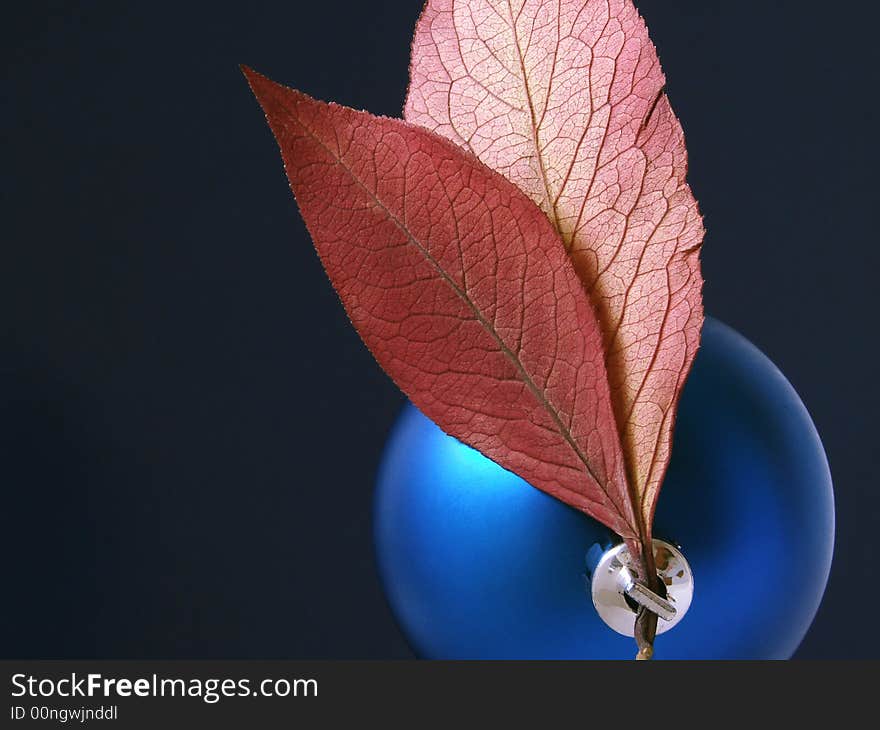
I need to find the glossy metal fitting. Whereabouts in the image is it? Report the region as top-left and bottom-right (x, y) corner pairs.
(590, 539), (694, 637)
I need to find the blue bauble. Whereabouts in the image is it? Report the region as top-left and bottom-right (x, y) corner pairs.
(374, 318), (835, 659)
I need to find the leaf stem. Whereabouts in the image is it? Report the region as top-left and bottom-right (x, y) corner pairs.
(633, 538), (659, 660)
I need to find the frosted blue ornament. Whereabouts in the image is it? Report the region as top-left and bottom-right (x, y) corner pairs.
(374, 318), (834, 659)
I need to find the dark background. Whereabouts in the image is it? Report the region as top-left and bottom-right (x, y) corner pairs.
(2, 1), (877, 659)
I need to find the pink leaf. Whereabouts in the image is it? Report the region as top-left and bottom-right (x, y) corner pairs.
(405, 0), (704, 533)
(243, 67), (640, 541)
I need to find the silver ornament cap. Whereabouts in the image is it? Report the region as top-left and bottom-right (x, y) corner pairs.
(590, 539), (694, 637)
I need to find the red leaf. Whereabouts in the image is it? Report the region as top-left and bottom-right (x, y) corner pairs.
(243, 67), (639, 540)
(405, 0), (704, 534)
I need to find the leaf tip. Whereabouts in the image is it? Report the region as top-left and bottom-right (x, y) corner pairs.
(239, 66), (313, 140)
(240, 64), (275, 102)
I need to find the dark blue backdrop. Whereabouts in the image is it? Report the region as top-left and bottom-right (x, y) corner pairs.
(2, 1), (877, 658)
